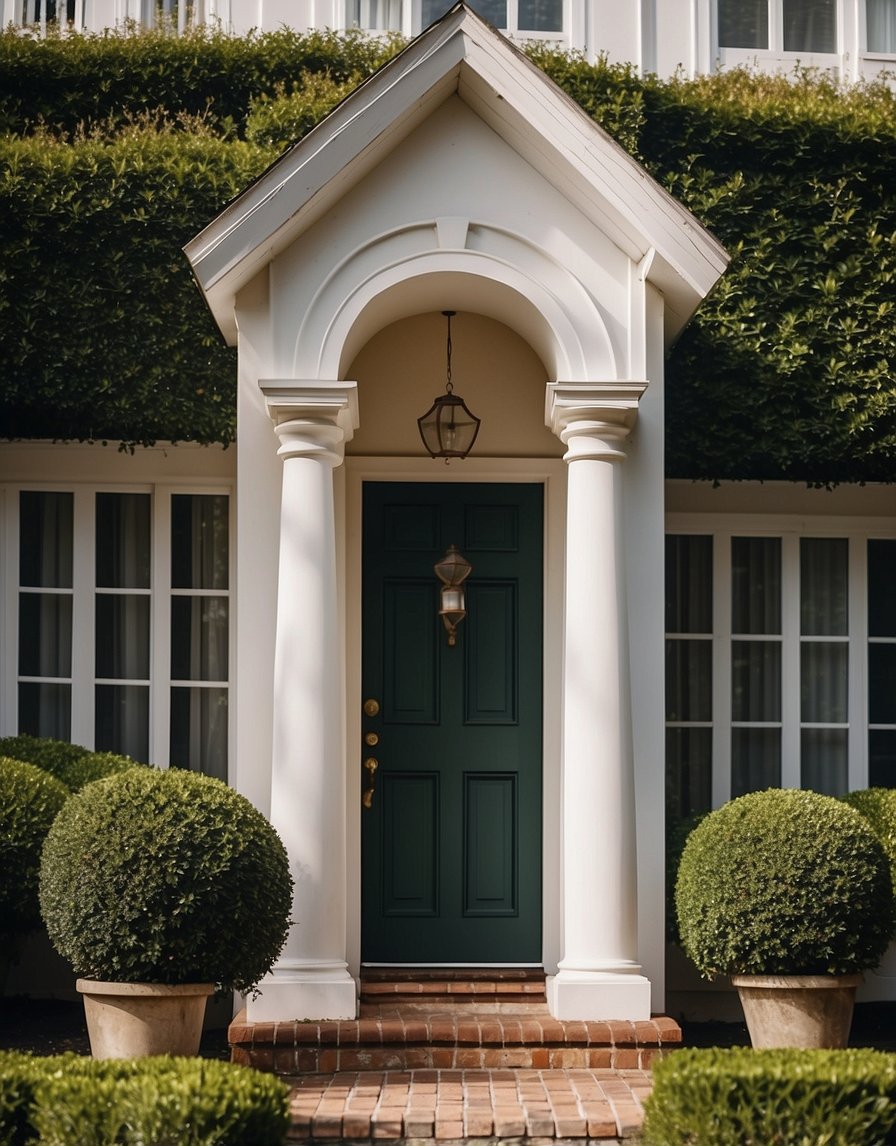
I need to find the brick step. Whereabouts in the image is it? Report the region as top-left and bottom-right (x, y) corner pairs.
(229, 1008), (681, 1074)
(360, 974), (547, 1008)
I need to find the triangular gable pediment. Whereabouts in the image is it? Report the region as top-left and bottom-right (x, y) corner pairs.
(185, 2), (727, 343)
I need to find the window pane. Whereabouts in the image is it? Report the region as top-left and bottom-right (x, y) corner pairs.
(783, 0), (836, 51)
(170, 687), (228, 780)
(19, 492), (73, 588)
(732, 727), (781, 795)
(95, 684), (149, 761)
(518, 0), (562, 31)
(468, 0), (507, 26)
(171, 597), (229, 681)
(666, 640), (712, 721)
(801, 642), (848, 723)
(18, 593), (72, 677)
(732, 640), (781, 721)
(869, 540), (896, 637)
(345, 0), (401, 29)
(801, 728), (848, 795)
(96, 493), (150, 589)
(95, 595), (150, 679)
(171, 495), (229, 590)
(870, 730), (896, 787)
(732, 537), (781, 634)
(666, 727), (712, 819)
(718, 0), (768, 47)
(800, 537), (848, 635)
(867, 0), (896, 51)
(869, 644), (896, 724)
(666, 535), (712, 633)
(18, 682), (71, 740)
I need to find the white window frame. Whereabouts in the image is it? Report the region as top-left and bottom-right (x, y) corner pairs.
(666, 512), (896, 811)
(343, 0), (569, 43)
(713, 0), (842, 72)
(0, 480), (235, 773)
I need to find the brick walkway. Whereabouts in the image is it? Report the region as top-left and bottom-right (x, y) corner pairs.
(286, 1067), (652, 1141)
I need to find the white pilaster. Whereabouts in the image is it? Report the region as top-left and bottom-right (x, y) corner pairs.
(248, 380), (359, 1022)
(545, 381), (652, 1022)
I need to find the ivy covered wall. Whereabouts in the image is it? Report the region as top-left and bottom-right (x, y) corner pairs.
(1, 28), (894, 482)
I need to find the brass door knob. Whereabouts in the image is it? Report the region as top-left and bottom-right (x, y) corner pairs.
(364, 758), (378, 775)
(365, 731), (379, 747)
(363, 698), (380, 717)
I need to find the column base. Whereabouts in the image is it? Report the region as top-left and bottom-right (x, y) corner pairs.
(246, 960), (357, 1021)
(547, 968), (652, 1021)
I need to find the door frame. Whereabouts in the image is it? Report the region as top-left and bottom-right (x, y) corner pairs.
(343, 456), (567, 976)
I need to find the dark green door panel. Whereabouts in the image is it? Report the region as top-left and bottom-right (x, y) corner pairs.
(361, 482), (543, 963)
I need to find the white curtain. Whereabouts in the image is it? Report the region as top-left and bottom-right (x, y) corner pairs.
(867, 0), (896, 50)
(783, 0), (837, 51)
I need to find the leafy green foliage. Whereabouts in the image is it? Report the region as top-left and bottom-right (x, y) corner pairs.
(0, 734), (138, 792)
(0, 758), (69, 938)
(675, 789), (895, 977)
(0, 25), (400, 139)
(643, 1046), (896, 1146)
(843, 788), (896, 894)
(0, 32), (894, 478)
(0, 1050), (289, 1146)
(39, 767), (293, 992)
(245, 72), (361, 149)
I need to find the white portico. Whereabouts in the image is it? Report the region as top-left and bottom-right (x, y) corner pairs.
(185, 2), (726, 1023)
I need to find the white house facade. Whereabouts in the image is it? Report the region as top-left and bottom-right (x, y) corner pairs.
(6, 0), (896, 85)
(1, 2), (895, 1021)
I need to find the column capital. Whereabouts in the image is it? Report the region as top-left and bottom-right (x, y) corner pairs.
(260, 379), (360, 465)
(546, 381), (648, 462)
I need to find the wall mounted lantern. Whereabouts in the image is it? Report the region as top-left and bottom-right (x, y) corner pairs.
(417, 311), (481, 460)
(434, 544), (472, 647)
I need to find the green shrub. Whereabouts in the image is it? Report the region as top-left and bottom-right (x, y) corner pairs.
(40, 768), (292, 992)
(843, 788), (896, 893)
(0, 758), (69, 939)
(0, 1050), (289, 1146)
(0, 735), (138, 792)
(245, 72), (360, 149)
(643, 1046), (896, 1145)
(675, 788), (894, 977)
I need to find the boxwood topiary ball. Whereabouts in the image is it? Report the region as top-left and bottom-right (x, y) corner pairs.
(675, 788), (895, 978)
(39, 767), (293, 993)
(0, 756), (70, 936)
(842, 788), (896, 894)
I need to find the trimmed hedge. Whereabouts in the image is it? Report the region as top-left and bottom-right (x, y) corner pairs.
(1, 33), (895, 481)
(675, 789), (894, 977)
(0, 735), (137, 792)
(0, 757), (69, 939)
(0, 25), (400, 138)
(40, 767), (292, 992)
(643, 1046), (896, 1145)
(0, 1050), (289, 1146)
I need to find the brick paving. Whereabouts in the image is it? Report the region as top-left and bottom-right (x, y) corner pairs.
(285, 1068), (652, 1141)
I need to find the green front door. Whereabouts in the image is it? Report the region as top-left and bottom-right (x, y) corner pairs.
(361, 482), (543, 963)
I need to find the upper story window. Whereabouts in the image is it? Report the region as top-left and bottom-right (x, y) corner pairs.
(717, 0), (838, 54)
(346, 0), (563, 36)
(867, 0), (896, 51)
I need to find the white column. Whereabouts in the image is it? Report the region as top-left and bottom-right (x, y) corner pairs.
(545, 382), (652, 1021)
(248, 380), (359, 1022)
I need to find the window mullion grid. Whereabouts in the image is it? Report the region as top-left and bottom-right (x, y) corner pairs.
(781, 532), (800, 788)
(712, 531), (731, 807)
(849, 534), (868, 789)
(152, 487), (171, 767)
(770, 0), (781, 51)
(71, 487), (94, 747)
(1, 488), (16, 733)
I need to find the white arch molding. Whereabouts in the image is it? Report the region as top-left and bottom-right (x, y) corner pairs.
(288, 221), (620, 384)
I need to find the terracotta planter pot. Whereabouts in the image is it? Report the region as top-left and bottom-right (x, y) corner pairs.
(731, 973), (862, 1049)
(76, 979), (215, 1059)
